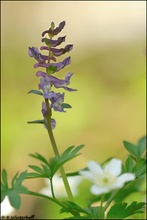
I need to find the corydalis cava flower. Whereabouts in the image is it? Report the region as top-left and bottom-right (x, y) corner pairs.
(28, 21), (77, 129)
(79, 158), (135, 195)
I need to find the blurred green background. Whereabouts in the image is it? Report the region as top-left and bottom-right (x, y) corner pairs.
(1, 1), (146, 219)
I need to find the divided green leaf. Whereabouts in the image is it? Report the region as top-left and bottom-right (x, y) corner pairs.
(11, 172), (19, 187)
(123, 136), (146, 158)
(106, 202), (145, 219)
(2, 169), (8, 188)
(137, 136), (146, 157)
(9, 191), (21, 209)
(14, 170), (28, 186)
(29, 153), (49, 165)
(125, 156), (134, 172)
(123, 141), (138, 157)
(1, 170), (29, 209)
(132, 158), (146, 177)
(60, 200), (88, 216)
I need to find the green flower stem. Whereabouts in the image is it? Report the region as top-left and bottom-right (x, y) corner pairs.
(50, 178), (55, 198)
(98, 194), (105, 218)
(44, 99), (74, 203)
(103, 189), (119, 212)
(26, 190), (77, 216)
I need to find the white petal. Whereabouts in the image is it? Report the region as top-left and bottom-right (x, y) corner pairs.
(87, 160), (103, 175)
(39, 178), (51, 196)
(44, 178), (50, 185)
(79, 170), (96, 182)
(1, 196), (15, 215)
(67, 176), (83, 196)
(69, 176), (83, 188)
(40, 187), (52, 196)
(112, 173), (135, 188)
(104, 158), (122, 176)
(90, 184), (110, 195)
(53, 175), (63, 188)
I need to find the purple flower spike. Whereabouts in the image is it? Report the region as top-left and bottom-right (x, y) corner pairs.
(28, 47), (48, 63)
(42, 102), (56, 129)
(42, 21), (65, 37)
(34, 57), (71, 71)
(28, 21), (77, 129)
(50, 92), (65, 112)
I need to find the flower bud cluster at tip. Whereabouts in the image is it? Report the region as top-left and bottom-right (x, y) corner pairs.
(28, 21), (77, 129)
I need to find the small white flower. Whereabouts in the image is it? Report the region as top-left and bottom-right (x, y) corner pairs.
(40, 174), (83, 198)
(79, 158), (135, 195)
(1, 196), (15, 216)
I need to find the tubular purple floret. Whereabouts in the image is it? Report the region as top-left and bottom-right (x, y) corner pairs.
(42, 36), (66, 47)
(42, 21), (66, 37)
(34, 57), (71, 71)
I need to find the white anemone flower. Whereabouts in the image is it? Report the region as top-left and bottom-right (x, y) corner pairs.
(79, 158), (135, 195)
(40, 174), (83, 198)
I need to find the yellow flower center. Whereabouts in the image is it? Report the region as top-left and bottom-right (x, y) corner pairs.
(95, 171), (116, 186)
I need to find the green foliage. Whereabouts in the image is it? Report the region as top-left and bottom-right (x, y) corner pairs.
(27, 145), (84, 179)
(29, 152), (49, 165)
(106, 202), (145, 219)
(132, 158), (146, 178)
(27, 90), (43, 96)
(51, 22), (55, 31)
(27, 119), (45, 124)
(123, 137), (146, 179)
(60, 201), (104, 219)
(137, 136), (146, 156)
(59, 145), (84, 164)
(123, 156), (146, 178)
(87, 192), (111, 207)
(113, 136), (146, 204)
(46, 65), (57, 75)
(60, 201), (90, 219)
(125, 156), (134, 172)
(123, 136), (146, 158)
(61, 103), (72, 108)
(86, 206), (104, 219)
(44, 37), (51, 47)
(28, 164), (51, 179)
(1, 135), (146, 219)
(114, 178), (144, 203)
(1, 170), (28, 209)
